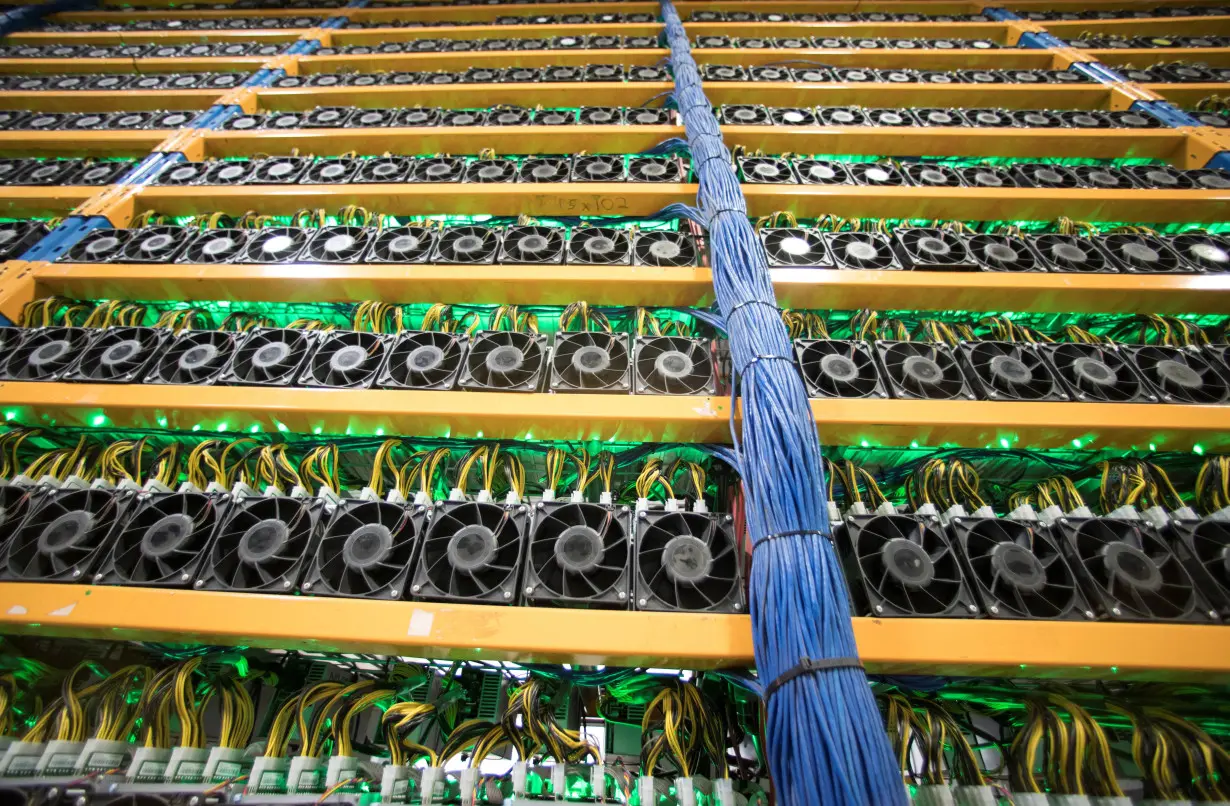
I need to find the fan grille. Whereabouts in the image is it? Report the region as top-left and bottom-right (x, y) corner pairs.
(877, 341), (974, 400)
(304, 500), (419, 598)
(634, 336), (715, 395)
(378, 330), (466, 390)
(459, 330), (547, 392)
(412, 501), (525, 603)
(300, 330), (386, 389)
(961, 341), (1066, 401)
(101, 492), (220, 586)
(526, 503), (630, 606)
(5, 488), (126, 581)
(635, 511), (741, 612)
(795, 339), (885, 398)
(148, 330), (237, 386)
(550, 332), (631, 393)
(202, 496), (320, 592)
(68, 326), (165, 383)
(840, 514), (975, 617)
(953, 518), (1084, 619)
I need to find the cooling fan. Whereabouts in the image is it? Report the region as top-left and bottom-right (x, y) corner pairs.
(966, 234), (1041, 272)
(1014, 163), (1081, 188)
(792, 67), (834, 82)
(583, 65), (625, 82)
(198, 495), (323, 593)
(300, 330), (387, 389)
(64, 326), (167, 384)
(303, 226), (373, 263)
(301, 158), (358, 184)
(578, 107), (622, 125)
(826, 232), (902, 270)
(903, 164), (963, 187)
(959, 165), (1018, 188)
(535, 109), (576, 125)
(1072, 166), (1135, 190)
(499, 226), (565, 264)
(395, 107), (443, 127)
(523, 502), (630, 607)
(1186, 169), (1230, 190)
(434, 226), (500, 264)
(837, 514), (977, 617)
(794, 339), (886, 399)
(633, 231), (697, 267)
(866, 109), (912, 127)
(738, 156), (795, 184)
(1032, 234), (1117, 273)
(748, 66), (790, 81)
(795, 160), (851, 185)
(220, 328), (320, 386)
(2, 488), (129, 582)
(0, 221), (48, 261)
(410, 500), (527, 604)
(465, 159), (517, 184)
(519, 157), (570, 183)
(1055, 518), (1210, 622)
(75, 161), (135, 186)
(301, 107), (352, 127)
(701, 65), (748, 82)
(876, 341), (976, 400)
(834, 67), (877, 82)
(94, 491), (222, 587)
(241, 227), (310, 263)
(568, 228), (631, 265)
(627, 108), (672, 125)
(146, 330), (239, 386)
(378, 330), (466, 390)
(458, 330), (548, 392)
(264, 111), (306, 129)
(1129, 345), (1230, 404)
(628, 157), (682, 183)
(155, 162), (210, 186)
(1097, 233), (1187, 273)
(1122, 165), (1193, 189)
(18, 159), (84, 186)
(913, 108), (966, 126)
(301, 500), (420, 599)
(1011, 110), (1065, 128)
(951, 517), (1087, 619)
(1169, 233), (1230, 272)
(367, 226), (436, 263)
(1042, 342), (1155, 403)
(542, 67), (584, 82)
(355, 156), (410, 183)
(488, 107), (532, 126)
(895, 228), (979, 271)
(633, 336), (716, 395)
(850, 163), (907, 186)
(180, 229), (249, 264)
(0, 482), (36, 550)
(769, 107), (817, 126)
(2, 328), (95, 381)
(572, 155), (626, 182)
(760, 227), (832, 267)
(634, 511), (741, 612)
(202, 160), (253, 185)
(1168, 518), (1230, 617)
(959, 341), (1067, 401)
(1106, 111), (1163, 128)
(22, 113), (68, 131)
(963, 108), (1013, 127)
(412, 156), (466, 182)
(550, 332), (631, 393)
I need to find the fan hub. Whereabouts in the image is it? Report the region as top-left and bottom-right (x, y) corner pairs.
(587, 110), (615, 123)
(1120, 241), (1160, 264)
(388, 234), (422, 255)
(1119, 114), (1150, 127)
(584, 159), (618, 178)
(916, 235), (951, 255)
(495, 113), (522, 125)
(179, 342), (219, 371)
(320, 164), (350, 181)
(403, 111), (431, 124)
(732, 108), (759, 122)
(253, 340), (292, 369)
(983, 242), (1019, 263)
(917, 169), (948, 186)
(654, 349), (694, 380)
(447, 524), (497, 571)
(539, 113), (568, 125)
(1069, 114), (1100, 127)
(778, 235), (814, 256)
(880, 537), (934, 588)
(637, 161), (668, 178)
(370, 161), (399, 178)
(830, 111), (856, 123)
(554, 525), (604, 573)
(1155, 358), (1203, 389)
(1050, 242), (1088, 264)
(101, 338), (143, 367)
(357, 113), (384, 126)
(486, 344), (525, 373)
(1101, 541), (1162, 593)
(843, 240), (880, 262)
(805, 163), (837, 181)
(406, 343), (445, 372)
(750, 161), (782, 179)
(0, 231), (13, 245)
(1086, 170), (1121, 187)
(216, 165), (246, 182)
(989, 542), (1046, 592)
(647, 238), (682, 260)
(662, 534), (713, 583)
(901, 355), (944, 386)
(140, 234), (174, 254)
(452, 235), (485, 255)
(329, 344), (368, 372)
(926, 112), (953, 124)
(85, 235), (122, 256)
(343, 523), (393, 569)
(862, 167), (892, 183)
(1189, 242), (1229, 266)
(781, 110), (806, 124)
(818, 353), (859, 383)
(515, 234), (548, 253)
(1033, 168), (1065, 185)
(973, 112), (1002, 125)
(315, 110), (342, 124)
(477, 164), (507, 180)
(1071, 356), (1116, 387)
(1021, 113), (1050, 126)
(142, 513), (196, 558)
(28, 339), (71, 367)
(879, 112), (905, 125)
(989, 354), (1033, 385)
(630, 111), (660, 124)
(582, 235), (616, 256)
(571, 344), (612, 374)
(260, 234), (297, 256)
(1143, 169), (1178, 186)
(530, 163), (561, 180)
(202, 235), (238, 256)
(238, 518), (289, 563)
(38, 510), (94, 553)
(322, 233), (356, 255)
(1197, 173), (1230, 189)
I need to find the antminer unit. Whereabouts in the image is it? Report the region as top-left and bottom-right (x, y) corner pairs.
(122, 225), (196, 263)
(794, 339), (888, 399)
(760, 228), (832, 268)
(958, 341), (1068, 402)
(63, 326), (169, 384)
(457, 330), (549, 392)
(299, 330), (389, 389)
(549, 332), (632, 393)
(633, 336), (717, 395)
(1041, 342), (1159, 403)
(218, 328), (323, 387)
(146, 330), (240, 386)
(894, 227), (979, 270)
(1, 327), (96, 382)
(377, 330), (467, 391)
(1, 485), (133, 582)
(1127, 345), (1230, 404)
(634, 510), (743, 612)
(300, 499), (424, 599)
(499, 226), (565, 263)
(92, 489), (226, 587)
(836, 513), (979, 617)
(523, 502), (632, 607)
(965, 234), (1042, 272)
(196, 495), (326, 593)
(875, 341), (978, 400)
(568, 228), (631, 265)
(409, 500), (527, 603)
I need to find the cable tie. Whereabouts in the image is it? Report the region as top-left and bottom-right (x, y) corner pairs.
(727, 299), (779, 319)
(751, 528), (824, 551)
(764, 656), (865, 701)
(693, 152), (730, 173)
(737, 353), (792, 375)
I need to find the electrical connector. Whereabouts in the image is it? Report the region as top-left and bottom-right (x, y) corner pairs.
(380, 763), (410, 802)
(638, 776), (656, 806)
(286, 754), (323, 793)
(459, 767), (479, 806)
(912, 784), (955, 805)
(449, 487), (465, 501)
(76, 738), (130, 774)
(1007, 503), (1038, 522)
(551, 763), (565, 799)
(202, 746), (246, 783)
(419, 765), (444, 806)
(475, 489), (492, 503)
(38, 739), (84, 775)
(512, 760), (529, 797)
(599, 491), (613, 505)
(664, 498), (682, 512)
(714, 778), (736, 806)
(164, 745), (208, 783)
(126, 747), (171, 782)
(953, 785), (997, 806)
(590, 763), (606, 802)
(0, 740), (44, 776)
(249, 755), (289, 793)
(324, 754), (359, 788)
(674, 776), (697, 806)
(541, 489), (557, 503)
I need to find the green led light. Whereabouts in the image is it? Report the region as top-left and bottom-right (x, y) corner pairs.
(192, 424), (202, 432)
(999, 438), (1011, 449)
(1071, 439), (1082, 448)
(217, 422), (228, 432)
(3, 411), (15, 422)
(1195, 444), (1205, 455)
(157, 416), (168, 427)
(1149, 443), (1157, 451)
(313, 426), (323, 435)
(860, 439), (870, 448)
(375, 427), (384, 436)
(249, 424), (261, 434)
(910, 441), (919, 449)
(91, 414), (106, 427)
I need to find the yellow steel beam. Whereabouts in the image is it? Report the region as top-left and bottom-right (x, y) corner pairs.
(0, 56), (269, 75)
(701, 82), (1112, 109)
(689, 48), (1054, 69)
(30, 262), (1230, 316)
(0, 261), (33, 325)
(299, 49), (667, 73)
(50, 7), (335, 21)
(1143, 83), (1230, 108)
(126, 183), (1230, 223)
(0, 383), (734, 444)
(256, 82), (673, 112)
(2, 28), (307, 44)
(0, 130), (171, 158)
(0, 187), (102, 219)
(0, 584), (1228, 680)
(1047, 18), (1230, 36)
(1091, 47), (1230, 68)
(0, 89), (222, 113)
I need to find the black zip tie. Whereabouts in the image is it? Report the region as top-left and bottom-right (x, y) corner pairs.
(738, 353), (792, 375)
(693, 153), (731, 173)
(727, 299), (780, 319)
(751, 528), (823, 551)
(765, 656), (865, 701)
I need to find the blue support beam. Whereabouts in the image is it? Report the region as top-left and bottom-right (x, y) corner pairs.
(19, 216), (112, 262)
(1130, 99), (1205, 128)
(981, 7), (1021, 20)
(1208, 152), (1230, 171)
(1016, 31), (1068, 49)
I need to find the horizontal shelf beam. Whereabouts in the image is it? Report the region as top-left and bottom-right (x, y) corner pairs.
(702, 82), (1115, 110)
(1142, 83), (1230, 107)
(0, 186), (101, 218)
(0, 130), (170, 158)
(1090, 47), (1230, 68)
(31, 263), (1230, 316)
(811, 398), (1230, 452)
(0, 89), (222, 113)
(0, 383), (734, 444)
(0, 584), (1228, 680)
(0, 57), (268, 75)
(300, 48), (669, 73)
(128, 182), (1230, 223)
(256, 82), (673, 111)
(50, 7), (333, 21)
(688, 48), (1052, 69)
(331, 22), (663, 45)
(1039, 16), (1230, 36)
(3, 29), (308, 44)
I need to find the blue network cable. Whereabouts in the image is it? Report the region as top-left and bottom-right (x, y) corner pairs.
(657, 2), (906, 804)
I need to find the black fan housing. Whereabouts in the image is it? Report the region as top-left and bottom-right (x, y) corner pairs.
(94, 492), (223, 587)
(633, 231), (697, 267)
(549, 331), (631, 393)
(65, 326), (166, 383)
(377, 330), (466, 391)
(1098, 234), (1187, 273)
(761, 228), (832, 267)
(198, 495), (322, 592)
(876, 341), (976, 400)
(795, 159), (851, 185)
(301, 500), (421, 599)
(894, 228), (978, 270)
(366, 226), (436, 263)
(299, 330), (386, 389)
(180, 229), (249, 264)
(1042, 342), (1156, 403)
(628, 157), (682, 183)
(465, 159), (517, 184)
(572, 155), (625, 182)
(63, 229), (132, 263)
(220, 328), (319, 387)
(635, 511), (741, 612)
(633, 336), (716, 395)
(434, 226), (500, 264)
(967, 234), (1041, 271)
(303, 226), (372, 263)
(525, 502), (631, 607)
(826, 232), (902, 270)
(1168, 518), (1230, 617)
(241, 227), (310, 263)
(1032, 234), (1117, 273)
(458, 330), (548, 392)
(3, 488), (129, 582)
(739, 156), (795, 184)
(410, 500), (526, 603)
(499, 226), (565, 264)
(568, 227), (631, 265)
(1129, 345), (1230, 404)
(959, 341), (1067, 401)
(3, 327), (94, 381)
(1169, 233), (1230, 272)
(795, 339), (886, 399)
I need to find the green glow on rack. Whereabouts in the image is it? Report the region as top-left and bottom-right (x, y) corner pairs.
(91, 414), (106, 427)
(1072, 439), (1082, 448)
(249, 424), (261, 433)
(1195, 444), (1206, 455)
(3, 411), (16, 422)
(217, 422), (228, 432)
